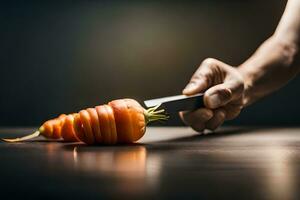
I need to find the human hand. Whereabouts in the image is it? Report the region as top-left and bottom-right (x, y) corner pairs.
(180, 58), (245, 132)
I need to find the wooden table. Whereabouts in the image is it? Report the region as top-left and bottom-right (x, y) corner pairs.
(0, 127), (299, 199)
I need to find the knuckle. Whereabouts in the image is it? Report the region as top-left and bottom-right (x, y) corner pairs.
(219, 88), (233, 101)
(202, 58), (217, 66)
(190, 75), (201, 83)
(192, 71), (208, 82)
(189, 74), (209, 92)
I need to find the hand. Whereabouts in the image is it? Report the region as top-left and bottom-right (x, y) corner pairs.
(180, 58), (245, 132)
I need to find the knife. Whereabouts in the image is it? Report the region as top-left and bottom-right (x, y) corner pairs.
(144, 93), (204, 114)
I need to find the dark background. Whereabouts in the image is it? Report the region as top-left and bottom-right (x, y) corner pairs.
(0, 0), (299, 126)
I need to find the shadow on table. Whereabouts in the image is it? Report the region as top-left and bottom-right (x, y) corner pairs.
(62, 141), (143, 151)
(60, 126), (265, 151)
(154, 126), (258, 143)
(0, 126), (266, 147)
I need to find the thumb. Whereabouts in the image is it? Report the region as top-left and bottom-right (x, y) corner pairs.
(182, 58), (217, 95)
(182, 78), (207, 95)
(204, 84), (232, 109)
(204, 79), (242, 109)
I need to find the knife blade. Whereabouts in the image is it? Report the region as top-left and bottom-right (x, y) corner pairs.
(144, 93), (204, 113)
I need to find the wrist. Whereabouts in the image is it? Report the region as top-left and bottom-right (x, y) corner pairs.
(236, 67), (254, 107)
(237, 36), (299, 107)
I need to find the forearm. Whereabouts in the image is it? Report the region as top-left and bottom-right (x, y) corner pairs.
(238, 0), (300, 106)
(274, 0), (300, 46)
(238, 36), (299, 106)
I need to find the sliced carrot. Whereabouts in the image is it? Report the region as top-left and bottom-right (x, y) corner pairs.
(109, 99), (133, 143)
(61, 115), (80, 142)
(124, 99), (146, 141)
(73, 114), (86, 143)
(58, 114), (67, 121)
(105, 105), (117, 144)
(96, 105), (111, 144)
(41, 120), (53, 138)
(79, 110), (95, 145)
(52, 120), (62, 139)
(2, 98), (167, 144)
(87, 108), (102, 143)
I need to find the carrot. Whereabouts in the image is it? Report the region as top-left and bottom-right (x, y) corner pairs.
(2, 113), (79, 143)
(2, 99), (168, 145)
(61, 114), (80, 142)
(96, 105), (115, 144)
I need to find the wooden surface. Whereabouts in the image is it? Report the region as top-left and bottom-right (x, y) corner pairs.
(0, 127), (300, 199)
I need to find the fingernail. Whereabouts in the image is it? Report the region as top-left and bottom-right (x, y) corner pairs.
(183, 83), (196, 94)
(207, 94), (221, 108)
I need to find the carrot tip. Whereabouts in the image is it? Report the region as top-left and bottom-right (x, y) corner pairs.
(1, 130), (41, 143)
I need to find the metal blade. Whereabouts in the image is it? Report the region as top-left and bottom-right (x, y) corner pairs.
(144, 93), (204, 113)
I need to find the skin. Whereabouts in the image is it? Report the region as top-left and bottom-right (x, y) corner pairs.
(181, 0), (300, 132)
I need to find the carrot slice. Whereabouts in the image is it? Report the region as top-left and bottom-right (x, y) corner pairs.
(109, 99), (133, 143)
(58, 114), (67, 121)
(79, 110), (95, 144)
(96, 105), (111, 144)
(103, 106), (112, 144)
(42, 120), (53, 138)
(105, 105), (117, 144)
(52, 121), (62, 139)
(124, 99), (146, 141)
(73, 114), (86, 143)
(61, 115), (80, 142)
(87, 108), (102, 143)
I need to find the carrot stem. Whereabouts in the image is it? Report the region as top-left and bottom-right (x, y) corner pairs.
(144, 104), (169, 124)
(2, 130), (40, 143)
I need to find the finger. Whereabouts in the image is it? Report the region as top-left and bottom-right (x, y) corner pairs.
(191, 122), (206, 132)
(223, 99), (243, 120)
(182, 78), (207, 95)
(204, 84), (233, 109)
(204, 78), (244, 109)
(182, 58), (218, 95)
(179, 108), (213, 126)
(205, 109), (226, 131)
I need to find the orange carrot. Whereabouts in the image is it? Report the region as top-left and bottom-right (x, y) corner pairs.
(61, 114), (79, 142)
(2, 99), (168, 145)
